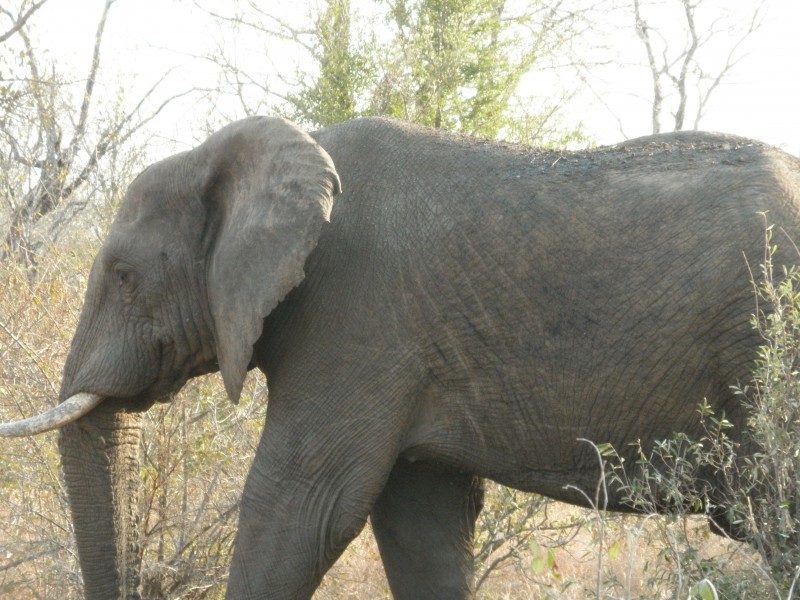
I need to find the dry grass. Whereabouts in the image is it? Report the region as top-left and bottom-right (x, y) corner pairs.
(318, 503), (760, 600)
(0, 252), (86, 598)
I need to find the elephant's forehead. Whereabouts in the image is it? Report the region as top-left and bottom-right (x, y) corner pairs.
(111, 192), (172, 238)
(109, 206), (203, 255)
(102, 219), (168, 263)
(120, 152), (197, 217)
(116, 181), (203, 238)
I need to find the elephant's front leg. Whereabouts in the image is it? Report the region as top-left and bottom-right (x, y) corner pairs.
(371, 459), (485, 600)
(225, 400), (402, 599)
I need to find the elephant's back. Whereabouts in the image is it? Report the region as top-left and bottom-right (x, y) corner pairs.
(311, 123), (800, 377)
(314, 118), (800, 229)
(316, 118), (800, 286)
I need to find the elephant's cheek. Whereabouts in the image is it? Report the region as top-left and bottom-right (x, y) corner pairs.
(58, 403), (144, 600)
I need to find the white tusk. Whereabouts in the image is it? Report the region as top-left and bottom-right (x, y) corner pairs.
(0, 393), (104, 437)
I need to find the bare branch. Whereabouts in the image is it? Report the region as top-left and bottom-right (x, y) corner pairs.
(671, 0), (700, 130)
(68, 0), (115, 168)
(0, 0), (49, 44)
(693, 4), (763, 128)
(197, 1), (316, 52)
(629, 0), (766, 134)
(18, 27), (60, 161)
(0, 0), (195, 262)
(633, 0), (662, 134)
(61, 84), (197, 200)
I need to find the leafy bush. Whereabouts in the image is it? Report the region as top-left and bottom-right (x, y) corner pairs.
(599, 229), (800, 599)
(733, 230), (800, 593)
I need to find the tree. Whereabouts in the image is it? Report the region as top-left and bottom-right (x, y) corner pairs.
(0, 0), (190, 265)
(631, 0), (766, 133)
(305, 0), (589, 140)
(202, 0), (591, 145)
(364, 0), (524, 136)
(288, 0), (372, 126)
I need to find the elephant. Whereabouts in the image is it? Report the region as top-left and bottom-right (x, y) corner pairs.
(2, 115), (800, 600)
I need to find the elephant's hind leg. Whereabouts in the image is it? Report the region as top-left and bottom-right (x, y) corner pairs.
(371, 459), (484, 600)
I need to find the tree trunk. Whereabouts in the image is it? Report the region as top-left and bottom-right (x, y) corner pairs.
(58, 402), (144, 600)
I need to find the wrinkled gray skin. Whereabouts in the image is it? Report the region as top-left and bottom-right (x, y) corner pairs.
(42, 117), (800, 599)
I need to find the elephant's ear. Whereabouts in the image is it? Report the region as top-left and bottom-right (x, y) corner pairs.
(196, 116), (341, 403)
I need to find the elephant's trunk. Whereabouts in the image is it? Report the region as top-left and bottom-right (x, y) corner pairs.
(59, 401), (144, 600)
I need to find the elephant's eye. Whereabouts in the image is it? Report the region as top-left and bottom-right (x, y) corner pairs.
(114, 266), (135, 291)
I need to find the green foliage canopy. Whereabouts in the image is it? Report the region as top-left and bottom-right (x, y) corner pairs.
(287, 0), (585, 145)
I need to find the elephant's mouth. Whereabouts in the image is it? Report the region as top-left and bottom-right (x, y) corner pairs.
(109, 348), (217, 410)
(105, 370), (188, 412)
(106, 393), (163, 412)
(90, 336), (200, 408)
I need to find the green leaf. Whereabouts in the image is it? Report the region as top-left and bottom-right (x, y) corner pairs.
(608, 540), (621, 561)
(596, 442), (617, 457)
(547, 548), (561, 581)
(529, 538), (546, 575)
(689, 579), (718, 600)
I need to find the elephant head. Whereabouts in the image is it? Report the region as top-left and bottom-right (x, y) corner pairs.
(0, 116), (340, 599)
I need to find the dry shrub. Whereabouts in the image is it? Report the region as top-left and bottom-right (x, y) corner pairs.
(0, 252), (266, 599)
(137, 374), (267, 599)
(0, 251), (86, 599)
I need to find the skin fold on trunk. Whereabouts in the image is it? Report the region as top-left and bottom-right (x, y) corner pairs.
(58, 401), (144, 600)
